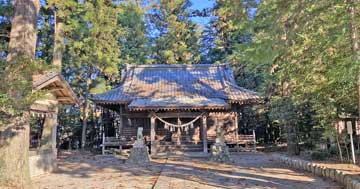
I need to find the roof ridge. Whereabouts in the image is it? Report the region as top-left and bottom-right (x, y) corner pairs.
(125, 63), (229, 69)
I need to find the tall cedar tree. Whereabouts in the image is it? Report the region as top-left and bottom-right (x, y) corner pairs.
(0, 0), (41, 187)
(59, 0), (122, 149)
(118, 1), (149, 65)
(149, 0), (201, 64)
(233, 0), (359, 154)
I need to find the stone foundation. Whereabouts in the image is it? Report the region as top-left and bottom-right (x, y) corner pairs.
(273, 154), (360, 189)
(210, 143), (230, 163)
(29, 150), (56, 178)
(126, 147), (151, 165)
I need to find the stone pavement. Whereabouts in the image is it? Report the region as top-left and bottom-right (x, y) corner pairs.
(152, 153), (341, 189)
(32, 151), (341, 189)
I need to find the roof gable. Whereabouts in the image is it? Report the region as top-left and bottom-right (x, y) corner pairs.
(33, 72), (79, 105)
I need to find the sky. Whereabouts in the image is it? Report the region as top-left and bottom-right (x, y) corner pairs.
(190, 0), (215, 26)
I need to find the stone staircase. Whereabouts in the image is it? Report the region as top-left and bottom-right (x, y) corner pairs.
(157, 135), (204, 154)
(158, 143), (203, 153)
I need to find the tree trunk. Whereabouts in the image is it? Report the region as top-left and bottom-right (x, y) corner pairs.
(281, 18), (299, 155)
(0, 113), (31, 188)
(349, 0), (360, 119)
(358, 75), (360, 120)
(52, 10), (64, 71)
(81, 66), (91, 149)
(336, 132), (344, 162)
(6, 0), (40, 63)
(349, 0), (360, 153)
(284, 77), (298, 155)
(0, 0), (39, 188)
(343, 137), (350, 162)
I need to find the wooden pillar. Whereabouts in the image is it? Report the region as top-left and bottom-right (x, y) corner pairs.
(202, 115), (208, 153)
(39, 107), (58, 172)
(51, 113), (58, 158)
(100, 108), (105, 155)
(235, 112), (239, 151)
(41, 108), (58, 156)
(102, 129), (105, 155)
(118, 106), (123, 137)
(253, 130), (257, 151)
(150, 116), (157, 155)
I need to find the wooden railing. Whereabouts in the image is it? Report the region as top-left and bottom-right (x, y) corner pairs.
(102, 135), (136, 155)
(207, 130), (256, 151)
(102, 129), (257, 154)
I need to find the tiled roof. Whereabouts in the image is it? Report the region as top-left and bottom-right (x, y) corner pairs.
(33, 72), (79, 105)
(91, 64), (261, 110)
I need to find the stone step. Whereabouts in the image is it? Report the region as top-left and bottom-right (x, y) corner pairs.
(157, 144), (204, 152)
(160, 141), (203, 145)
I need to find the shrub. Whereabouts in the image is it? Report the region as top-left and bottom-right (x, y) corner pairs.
(311, 150), (330, 161)
(328, 146), (339, 156)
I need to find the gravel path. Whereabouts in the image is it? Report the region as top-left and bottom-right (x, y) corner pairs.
(32, 151), (341, 189)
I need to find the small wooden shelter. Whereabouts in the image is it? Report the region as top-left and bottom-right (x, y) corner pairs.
(92, 64), (261, 155)
(29, 72), (78, 177)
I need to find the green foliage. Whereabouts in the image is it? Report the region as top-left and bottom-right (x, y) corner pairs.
(201, 0), (257, 64)
(64, 0), (122, 78)
(149, 0), (201, 64)
(311, 150), (330, 161)
(2, 0), (358, 151)
(222, 0), (360, 148)
(57, 106), (82, 149)
(328, 146), (339, 156)
(118, 1), (150, 65)
(0, 0), (12, 62)
(36, 6), (55, 64)
(0, 56), (48, 124)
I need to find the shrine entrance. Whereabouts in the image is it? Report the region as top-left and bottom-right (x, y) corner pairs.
(150, 112), (208, 154)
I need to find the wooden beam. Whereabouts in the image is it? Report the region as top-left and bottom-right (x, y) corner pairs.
(34, 76), (60, 91)
(30, 103), (51, 112)
(122, 113), (149, 118)
(49, 87), (64, 92)
(120, 112), (203, 118)
(148, 112), (203, 118)
(57, 97), (73, 102)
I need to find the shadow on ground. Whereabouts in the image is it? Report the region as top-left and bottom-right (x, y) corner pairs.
(32, 151), (341, 189)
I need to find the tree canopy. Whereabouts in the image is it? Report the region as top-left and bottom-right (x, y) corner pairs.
(0, 1), (359, 186)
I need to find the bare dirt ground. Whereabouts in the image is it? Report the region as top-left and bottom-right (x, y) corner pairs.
(32, 151), (341, 189)
(285, 153), (360, 175)
(313, 161), (360, 175)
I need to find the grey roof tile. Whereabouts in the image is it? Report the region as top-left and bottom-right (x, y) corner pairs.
(91, 64), (261, 110)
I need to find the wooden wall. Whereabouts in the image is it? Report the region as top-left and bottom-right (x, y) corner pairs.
(118, 111), (238, 143)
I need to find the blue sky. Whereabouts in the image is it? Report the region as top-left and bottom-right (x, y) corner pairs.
(190, 0), (215, 26)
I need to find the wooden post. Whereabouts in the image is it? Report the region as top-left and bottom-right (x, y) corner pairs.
(41, 108), (58, 156)
(99, 108), (105, 155)
(102, 130), (105, 155)
(235, 112), (239, 152)
(119, 106), (123, 138)
(202, 116), (208, 153)
(40, 110), (58, 173)
(253, 130), (257, 152)
(150, 116), (156, 155)
(347, 121), (356, 164)
(52, 107), (58, 159)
